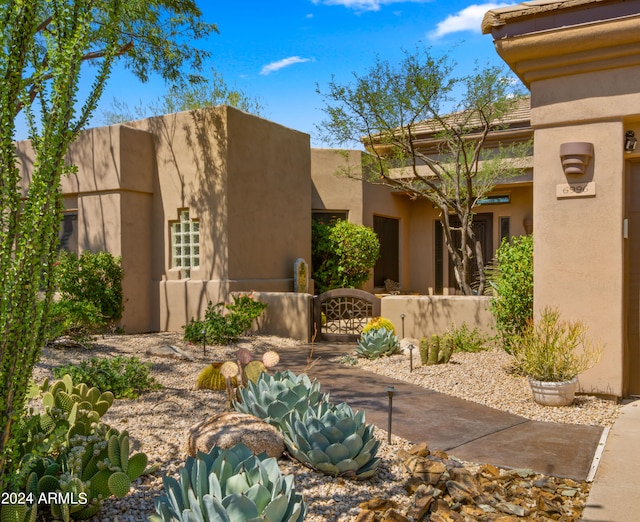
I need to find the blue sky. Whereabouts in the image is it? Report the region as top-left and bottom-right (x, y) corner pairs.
(93, 1), (517, 146)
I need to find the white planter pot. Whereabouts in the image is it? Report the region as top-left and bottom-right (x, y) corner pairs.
(528, 377), (578, 407)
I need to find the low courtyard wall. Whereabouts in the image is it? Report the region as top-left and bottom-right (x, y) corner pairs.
(380, 295), (496, 340)
(246, 292), (495, 343)
(245, 291), (314, 342)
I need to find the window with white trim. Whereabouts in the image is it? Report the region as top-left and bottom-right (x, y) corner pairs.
(171, 210), (199, 277)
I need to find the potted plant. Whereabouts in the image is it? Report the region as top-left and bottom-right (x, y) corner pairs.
(513, 307), (602, 406)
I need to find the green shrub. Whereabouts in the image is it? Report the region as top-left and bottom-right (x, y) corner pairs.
(447, 323), (493, 353)
(53, 356), (160, 399)
(46, 299), (108, 344)
(488, 235), (533, 353)
(312, 219), (380, 294)
(54, 250), (124, 333)
(184, 293), (267, 346)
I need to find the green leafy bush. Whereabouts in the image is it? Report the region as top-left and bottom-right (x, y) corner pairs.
(184, 293), (267, 345)
(51, 250), (124, 340)
(488, 235), (533, 352)
(447, 323), (493, 353)
(46, 299), (107, 344)
(53, 356), (160, 399)
(312, 219), (380, 294)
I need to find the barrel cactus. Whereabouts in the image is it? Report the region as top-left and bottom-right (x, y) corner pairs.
(234, 370), (329, 431)
(150, 442), (306, 522)
(362, 316), (396, 335)
(282, 401), (380, 480)
(355, 327), (401, 359)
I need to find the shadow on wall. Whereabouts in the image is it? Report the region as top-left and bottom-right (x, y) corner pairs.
(381, 295), (496, 340)
(245, 291), (315, 342)
(140, 107), (230, 330)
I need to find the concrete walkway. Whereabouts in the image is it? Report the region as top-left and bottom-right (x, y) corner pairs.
(581, 399), (640, 522)
(277, 343), (604, 481)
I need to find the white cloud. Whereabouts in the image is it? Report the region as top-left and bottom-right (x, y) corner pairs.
(260, 56), (313, 76)
(428, 3), (514, 39)
(312, 0), (428, 12)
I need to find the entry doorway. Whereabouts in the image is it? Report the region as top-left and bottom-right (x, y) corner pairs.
(626, 161), (640, 395)
(373, 215), (399, 289)
(434, 213), (493, 293)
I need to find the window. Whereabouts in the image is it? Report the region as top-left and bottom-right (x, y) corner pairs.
(312, 210), (348, 225)
(500, 217), (510, 243)
(171, 210), (199, 277)
(58, 212), (78, 253)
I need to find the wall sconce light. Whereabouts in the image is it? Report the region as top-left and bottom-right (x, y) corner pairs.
(625, 131), (637, 153)
(560, 142), (593, 175)
(523, 217), (533, 235)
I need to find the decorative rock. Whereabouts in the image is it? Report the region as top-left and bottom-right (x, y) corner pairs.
(381, 509), (411, 522)
(145, 344), (194, 360)
(406, 484), (439, 520)
(186, 412), (284, 458)
(354, 510), (376, 522)
(359, 498), (398, 512)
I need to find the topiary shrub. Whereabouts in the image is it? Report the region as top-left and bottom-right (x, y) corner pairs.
(312, 219), (380, 294)
(488, 235), (533, 353)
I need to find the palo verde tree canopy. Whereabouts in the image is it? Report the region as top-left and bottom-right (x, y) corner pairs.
(317, 47), (530, 295)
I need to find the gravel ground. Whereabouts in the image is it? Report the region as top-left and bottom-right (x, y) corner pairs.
(30, 333), (620, 521)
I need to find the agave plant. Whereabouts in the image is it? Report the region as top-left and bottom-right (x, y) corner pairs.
(282, 401), (380, 480)
(151, 442), (306, 522)
(355, 327), (401, 359)
(234, 370), (329, 432)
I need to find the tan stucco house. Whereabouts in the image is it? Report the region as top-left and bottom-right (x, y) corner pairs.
(14, 0), (640, 399)
(483, 0), (640, 398)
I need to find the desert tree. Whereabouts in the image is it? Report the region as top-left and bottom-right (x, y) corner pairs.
(317, 47), (529, 295)
(0, 0), (215, 488)
(102, 65), (265, 124)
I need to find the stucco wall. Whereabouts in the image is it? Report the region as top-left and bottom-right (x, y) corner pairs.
(124, 107), (312, 332)
(532, 119), (626, 396)
(381, 295), (496, 340)
(311, 149), (365, 223)
(227, 108), (311, 287)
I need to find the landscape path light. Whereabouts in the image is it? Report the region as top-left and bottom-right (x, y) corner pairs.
(386, 385), (396, 444)
(408, 343), (415, 372)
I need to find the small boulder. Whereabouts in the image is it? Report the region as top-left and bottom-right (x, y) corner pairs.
(186, 412), (284, 458)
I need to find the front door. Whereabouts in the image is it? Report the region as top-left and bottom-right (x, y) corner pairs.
(626, 162), (640, 395)
(435, 213), (493, 293)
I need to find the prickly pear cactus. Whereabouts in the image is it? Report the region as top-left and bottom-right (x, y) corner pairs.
(355, 328), (401, 359)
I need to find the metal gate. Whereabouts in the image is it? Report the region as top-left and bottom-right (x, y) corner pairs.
(314, 289), (381, 342)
